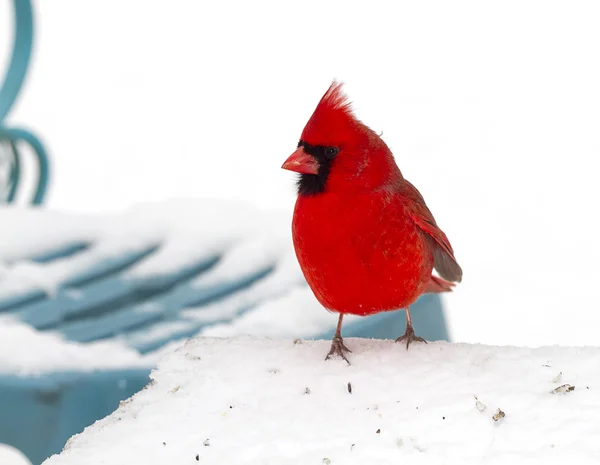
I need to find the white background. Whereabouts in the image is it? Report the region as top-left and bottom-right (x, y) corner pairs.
(2, 0), (600, 346)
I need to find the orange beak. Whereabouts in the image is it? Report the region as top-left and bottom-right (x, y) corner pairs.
(281, 147), (319, 175)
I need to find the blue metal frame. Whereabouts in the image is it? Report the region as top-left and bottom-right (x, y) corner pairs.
(0, 127), (50, 204)
(0, 0), (50, 205)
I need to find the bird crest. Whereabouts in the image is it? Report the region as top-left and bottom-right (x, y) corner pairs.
(317, 81), (353, 114)
(301, 81), (357, 144)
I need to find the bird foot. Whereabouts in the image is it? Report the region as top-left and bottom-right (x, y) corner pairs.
(325, 335), (352, 364)
(395, 325), (427, 350)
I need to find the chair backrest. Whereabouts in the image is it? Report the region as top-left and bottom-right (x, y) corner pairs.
(0, 0), (49, 205)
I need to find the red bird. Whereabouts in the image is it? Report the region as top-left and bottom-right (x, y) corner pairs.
(282, 82), (462, 363)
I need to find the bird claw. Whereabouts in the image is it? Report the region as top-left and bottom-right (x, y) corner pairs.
(325, 336), (352, 364)
(395, 325), (427, 350)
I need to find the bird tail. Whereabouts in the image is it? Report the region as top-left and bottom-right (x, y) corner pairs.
(424, 275), (456, 294)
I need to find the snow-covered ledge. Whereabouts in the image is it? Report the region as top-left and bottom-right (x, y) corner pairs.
(44, 338), (600, 465)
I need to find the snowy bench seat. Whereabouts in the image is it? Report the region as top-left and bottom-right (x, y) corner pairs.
(44, 337), (600, 465)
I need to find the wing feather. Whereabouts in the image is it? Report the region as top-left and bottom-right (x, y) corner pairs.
(400, 181), (463, 283)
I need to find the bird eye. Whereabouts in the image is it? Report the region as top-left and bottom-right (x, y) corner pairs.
(325, 147), (339, 159)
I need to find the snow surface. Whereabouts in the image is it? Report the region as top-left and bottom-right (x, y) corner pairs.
(44, 337), (600, 465)
(0, 320), (150, 376)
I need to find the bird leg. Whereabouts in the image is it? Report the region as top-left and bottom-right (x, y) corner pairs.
(395, 307), (427, 349)
(325, 314), (351, 364)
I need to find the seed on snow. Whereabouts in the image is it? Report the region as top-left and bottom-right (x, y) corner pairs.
(551, 384), (575, 394)
(492, 409), (505, 422)
(552, 372), (563, 383)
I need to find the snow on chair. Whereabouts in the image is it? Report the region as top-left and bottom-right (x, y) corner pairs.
(0, 0), (50, 205)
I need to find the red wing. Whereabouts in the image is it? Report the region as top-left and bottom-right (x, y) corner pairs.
(401, 181), (463, 283)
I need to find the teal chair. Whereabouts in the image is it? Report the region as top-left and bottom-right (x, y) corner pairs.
(0, 0), (50, 205)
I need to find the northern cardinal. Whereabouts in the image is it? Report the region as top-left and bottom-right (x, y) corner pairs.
(282, 82), (462, 363)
